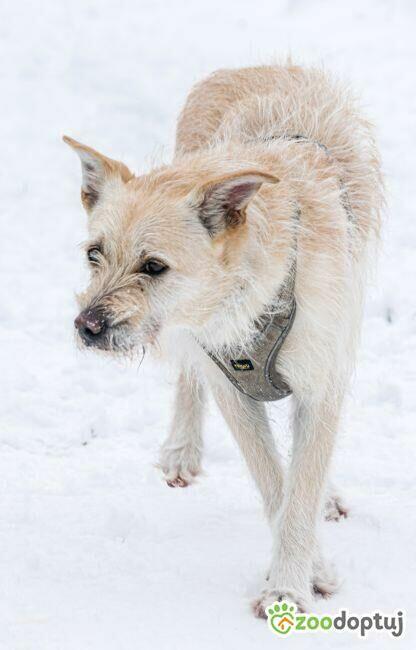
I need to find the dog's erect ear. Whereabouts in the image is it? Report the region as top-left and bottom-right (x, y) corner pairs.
(196, 170), (279, 236)
(63, 136), (133, 212)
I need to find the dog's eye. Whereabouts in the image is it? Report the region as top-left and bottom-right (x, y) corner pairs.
(87, 246), (101, 265)
(140, 259), (168, 276)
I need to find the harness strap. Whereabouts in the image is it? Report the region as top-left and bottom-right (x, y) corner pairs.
(205, 253), (297, 401)
(279, 134), (355, 222)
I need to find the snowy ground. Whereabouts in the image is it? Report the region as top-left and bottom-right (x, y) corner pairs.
(1, 1), (415, 648)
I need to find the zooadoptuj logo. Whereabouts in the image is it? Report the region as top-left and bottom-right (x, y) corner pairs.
(267, 601), (404, 639)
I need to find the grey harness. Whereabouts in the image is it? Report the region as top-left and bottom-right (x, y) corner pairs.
(200, 134), (353, 402)
(204, 259), (296, 401)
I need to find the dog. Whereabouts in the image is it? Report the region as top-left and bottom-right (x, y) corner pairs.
(64, 63), (382, 617)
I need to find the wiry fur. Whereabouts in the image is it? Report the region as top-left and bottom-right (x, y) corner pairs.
(65, 63), (383, 617)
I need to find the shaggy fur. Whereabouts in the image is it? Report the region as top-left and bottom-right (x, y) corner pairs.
(65, 63), (383, 617)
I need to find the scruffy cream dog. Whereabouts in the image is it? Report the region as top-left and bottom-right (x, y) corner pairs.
(64, 64), (382, 617)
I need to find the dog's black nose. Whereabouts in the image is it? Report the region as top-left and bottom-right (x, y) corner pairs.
(74, 309), (107, 346)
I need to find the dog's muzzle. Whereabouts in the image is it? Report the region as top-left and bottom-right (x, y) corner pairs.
(74, 308), (108, 348)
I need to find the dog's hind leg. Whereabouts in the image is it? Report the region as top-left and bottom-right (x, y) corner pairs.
(212, 383), (284, 522)
(324, 483), (348, 521)
(253, 394), (340, 616)
(159, 367), (205, 487)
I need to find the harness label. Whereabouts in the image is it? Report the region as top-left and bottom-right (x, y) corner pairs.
(230, 359), (254, 371)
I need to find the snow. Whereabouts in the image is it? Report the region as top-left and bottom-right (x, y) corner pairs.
(1, 0), (415, 648)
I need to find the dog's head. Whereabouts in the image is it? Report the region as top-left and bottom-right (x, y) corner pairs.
(64, 136), (278, 356)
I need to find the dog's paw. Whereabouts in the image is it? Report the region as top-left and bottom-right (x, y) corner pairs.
(252, 588), (312, 619)
(158, 442), (201, 488)
(313, 558), (339, 598)
(324, 493), (348, 521)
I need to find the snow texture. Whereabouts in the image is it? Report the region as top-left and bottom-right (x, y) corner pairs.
(0, 1), (415, 648)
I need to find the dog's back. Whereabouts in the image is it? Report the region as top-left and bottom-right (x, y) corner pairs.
(176, 64), (382, 244)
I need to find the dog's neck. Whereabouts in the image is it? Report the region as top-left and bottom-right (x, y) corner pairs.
(194, 204), (299, 353)
(168, 136), (306, 367)
(202, 254), (297, 401)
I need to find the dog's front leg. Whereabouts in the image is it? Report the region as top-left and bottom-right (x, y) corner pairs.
(253, 395), (339, 616)
(159, 367), (205, 487)
(212, 383), (284, 521)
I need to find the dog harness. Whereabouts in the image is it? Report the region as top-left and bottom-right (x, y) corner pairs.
(200, 134), (353, 402)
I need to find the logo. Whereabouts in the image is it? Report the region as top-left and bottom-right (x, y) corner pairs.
(267, 602), (296, 635)
(230, 359), (254, 371)
(266, 601), (405, 639)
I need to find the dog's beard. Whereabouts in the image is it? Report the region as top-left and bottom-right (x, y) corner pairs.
(75, 316), (160, 361)
(75, 323), (136, 355)
(105, 323), (141, 357)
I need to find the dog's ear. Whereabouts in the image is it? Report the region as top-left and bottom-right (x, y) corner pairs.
(196, 170), (279, 236)
(63, 136), (133, 212)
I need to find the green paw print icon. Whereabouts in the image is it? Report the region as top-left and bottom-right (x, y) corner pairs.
(268, 601), (296, 635)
